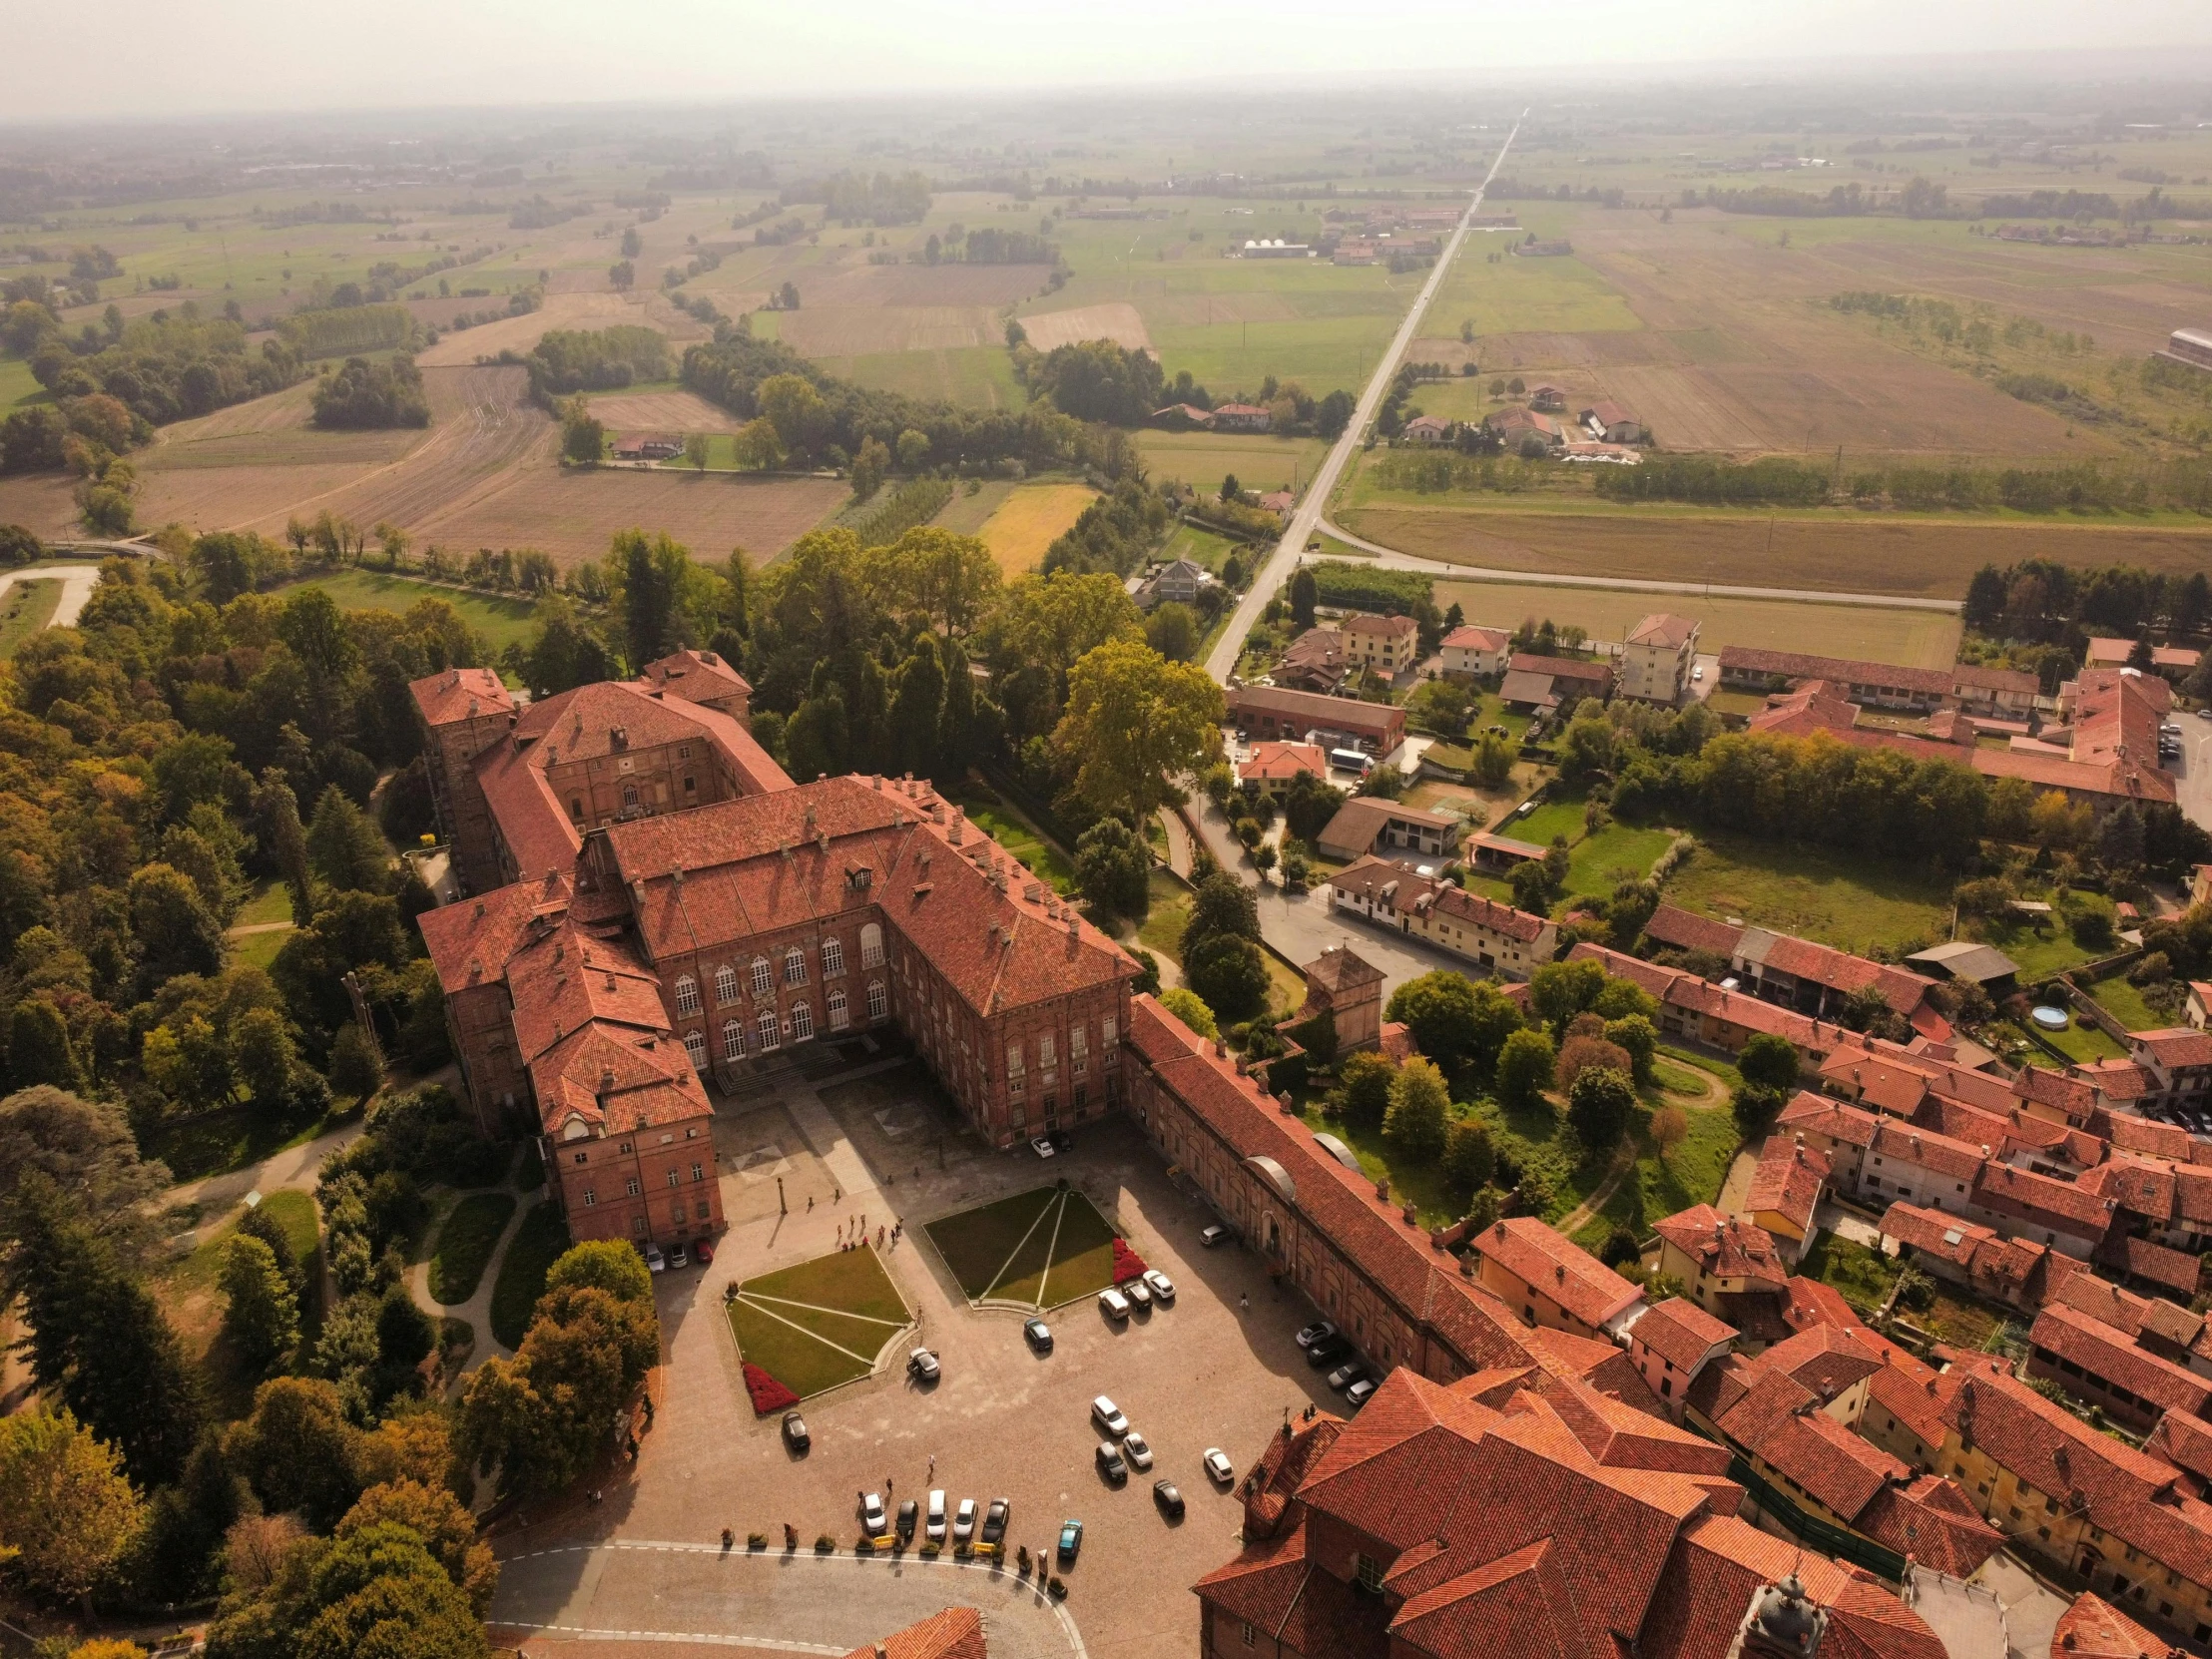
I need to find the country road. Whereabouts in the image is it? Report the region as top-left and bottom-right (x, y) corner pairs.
(0, 563), (106, 628)
(1201, 115), (1525, 686)
(1312, 517), (1964, 613)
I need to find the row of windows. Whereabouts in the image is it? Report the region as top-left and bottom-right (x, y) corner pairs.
(673, 928), (886, 1016)
(679, 982), (889, 1069)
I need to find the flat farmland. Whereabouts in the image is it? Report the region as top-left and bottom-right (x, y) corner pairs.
(1134, 430), (1328, 494)
(1428, 575), (1959, 666)
(415, 469), (845, 565)
(412, 288), (708, 367)
(1017, 302), (1156, 354)
(581, 389), (747, 434)
(1338, 502), (2212, 598)
(814, 346), (1026, 410)
(977, 482), (1096, 577)
(145, 378), (422, 469)
(0, 355), (40, 411)
(0, 472), (101, 539)
(931, 479), (1015, 535)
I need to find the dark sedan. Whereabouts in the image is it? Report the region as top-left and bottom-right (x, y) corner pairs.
(1153, 1479), (1185, 1519)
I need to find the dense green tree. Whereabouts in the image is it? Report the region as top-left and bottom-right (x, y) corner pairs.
(1386, 971), (1523, 1078)
(1337, 1050), (1395, 1130)
(330, 1024), (385, 1103)
(0, 1086), (169, 1255)
(130, 862), (227, 981)
(0, 1407), (144, 1613)
(1281, 769), (1347, 845)
(1441, 1120), (1495, 1203)
(7, 997), (83, 1090)
(1494, 1027), (1556, 1112)
(204, 1519), (489, 1659)
(1159, 987), (1218, 1040)
(1145, 602), (1200, 663)
(306, 785), (390, 894)
(221, 1234), (300, 1377)
(1383, 1058), (1450, 1161)
(1736, 1032), (1801, 1095)
(1289, 567), (1318, 630)
(1074, 817), (1150, 917)
(1603, 1014), (1658, 1087)
(229, 1377), (371, 1533)
(1566, 1066), (1636, 1153)
(512, 594), (617, 698)
(1054, 640), (1223, 825)
(884, 639), (946, 776)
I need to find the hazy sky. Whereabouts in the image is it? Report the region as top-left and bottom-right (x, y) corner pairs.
(6, 0), (2212, 122)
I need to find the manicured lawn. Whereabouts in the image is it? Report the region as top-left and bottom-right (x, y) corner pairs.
(923, 1186), (1122, 1310)
(235, 878), (294, 927)
(1563, 823), (1677, 900)
(143, 1101), (358, 1184)
(230, 927), (292, 974)
(941, 782), (1077, 896)
(2002, 1015), (2127, 1066)
(488, 1200), (570, 1350)
(0, 578), (62, 659)
(428, 1192), (517, 1306)
(2083, 972), (2169, 1035)
(1969, 915), (2097, 984)
(727, 1245), (912, 1397)
(1509, 792), (1588, 846)
(274, 570), (540, 655)
(1660, 832), (1953, 954)
(925, 1187), (1060, 1300)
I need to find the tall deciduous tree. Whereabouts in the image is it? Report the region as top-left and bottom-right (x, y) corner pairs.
(1383, 1058), (1450, 1161)
(221, 1234), (300, 1378)
(0, 1408), (144, 1613)
(1053, 639), (1223, 826)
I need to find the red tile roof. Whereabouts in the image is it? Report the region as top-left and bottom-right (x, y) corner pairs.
(1973, 1159), (2119, 1242)
(639, 648), (750, 705)
(1633, 1298), (1738, 1373)
(1345, 612), (1418, 642)
(1238, 741), (1328, 784)
(1714, 1367), (1909, 1520)
(417, 869), (572, 993)
(1332, 857), (1552, 942)
(504, 920), (668, 1066)
(1643, 902), (1746, 957)
(2029, 1303), (2212, 1419)
(1625, 613), (1696, 650)
(1508, 651), (1613, 685)
(1853, 1475), (2003, 1578)
(1477, 1217), (1644, 1330)
(2048, 1591), (2183, 1659)
(408, 665), (513, 726)
(1225, 682), (1405, 741)
(1780, 1092), (1881, 1150)
(530, 1021), (711, 1138)
(1745, 1136), (1829, 1233)
(842, 1606), (987, 1659)
(1441, 624), (1509, 652)
(2146, 1410), (2212, 1488)
(1760, 1323), (1885, 1400)
(2135, 1027), (2212, 1068)
(1653, 1205), (1791, 1287)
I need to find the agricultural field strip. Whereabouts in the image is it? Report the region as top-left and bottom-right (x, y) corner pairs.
(1203, 114), (1525, 684)
(1315, 518), (1960, 611)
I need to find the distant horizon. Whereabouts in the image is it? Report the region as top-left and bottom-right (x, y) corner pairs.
(5, 4), (2212, 128)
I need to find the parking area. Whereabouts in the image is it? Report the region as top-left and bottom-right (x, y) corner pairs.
(490, 1068), (1341, 1659)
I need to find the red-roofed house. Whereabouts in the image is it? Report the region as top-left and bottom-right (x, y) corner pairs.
(1474, 1217), (1647, 1342)
(1237, 741), (1329, 796)
(1743, 1134), (1830, 1261)
(1439, 624), (1510, 680)
(2027, 1302), (2212, 1432)
(1629, 1298), (1737, 1419)
(1327, 856), (1556, 979)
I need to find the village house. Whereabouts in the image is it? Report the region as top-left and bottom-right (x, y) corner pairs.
(1236, 741), (1329, 797)
(1130, 557), (1212, 610)
(1327, 855), (1556, 979)
(1569, 943), (1846, 1078)
(1580, 399), (1645, 443)
(1473, 1216), (1646, 1342)
(1342, 611), (1420, 677)
(1210, 400), (1273, 431)
(1271, 626), (1349, 694)
(1617, 612), (1701, 707)
(1877, 1203), (2074, 1313)
(1483, 404), (1566, 449)
(2085, 636), (2200, 681)
(1398, 413), (1452, 444)
(1628, 1296), (1737, 1418)
(1498, 651), (1613, 714)
(1741, 1134), (1830, 1262)
(2025, 1300), (2212, 1432)
(1716, 646), (2038, 719)
(1643, 904), (1949, 1038)
(1652, 1205), (1793, 1336)
(1226, 684), (1405, 753)
(1313, 798), (1464, 863)
(1437, 622), (1510, 680)
(1526, 382), (1568, 411)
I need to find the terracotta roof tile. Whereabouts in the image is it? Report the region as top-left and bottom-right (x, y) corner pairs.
(1653, 1205), (1791, 1287)
(1760, 1324), (1884, 1400)
(1973, 1160), (2119, 1241)
(2048, 1591), (2185, 1659)
(1745, 1136), (1830, 1232)
(408, 666), (513, 726)
(1237, 741), (1328, 784)
(2136, 1027), (2212, 1068)
(417, 869), (572, 992)
(2029, 1303), (2212, 1418)
(1477, 1217), (1644, 1330)
(1714, 1368), (1908, 1520)
(1853, 1475), (2003, 1578)
(1643, 902), (1746, 957)
(1632, 1298), (1738, 1374)
(842, 1606), (987, 1659)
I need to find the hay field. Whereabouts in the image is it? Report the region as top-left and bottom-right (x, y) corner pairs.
(581, 390), (747, 434)
(145, 379), (422, 470)
(777, 306), (1002, 356)
(1337, 504), (2212, 599)
(412, 289), (707, 367)
(1017, 302), (1156, 354)
(1430, 576), (1959, 666)
(931, 480), (1015, 535)
(1134, 430), (1327, 494)
(0, 473), (83, 540)
(817, 346), (1026, 410)
(978, 483), (1096, 577)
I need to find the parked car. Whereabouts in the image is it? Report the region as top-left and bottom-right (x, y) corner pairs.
(643, 1243), (667, 1273)
(860, 1493), (887, 1536)
(952, 1498), (977, 1544)
(1203, 1448), (1235, 1486)
(668, 1244), (689, 1269)
(1296, 1321), (1338, 1351)
(982, 1498), (1009, 1546)
(1199, 1224), (1232, 1248)
(1099, 1287), (1131, 1320)
(1346, 1377), (1378, 1408)
(1024, 1318), (1054, 1354)
(1058, 1519), (1083, 1565)
(1306, 1335), (1350, 1369)
(1143, 1270), (1176, 1304)
(1124, 1277), (1152, 1309)
(926, 1489), (947, 1543)
(782, 1410), (809, 1453)
(1096, 1441), (1128, 1483)
(908, 1347), (940, 1382)
(1328, 1361), (1370, 1393)
(1154, 1479), (1185, 1518)
(694, 1241), (714, 1265)
(1049, 1129), (1073, 1154)
(1122, 1430), (1154, 1471)
(1031, 1136), (1056, 1159)
(896, 1499), (917, 1541)
(1091, 1395), (1128, 1436)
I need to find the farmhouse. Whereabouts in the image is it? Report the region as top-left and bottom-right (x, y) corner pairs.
(1343, 611), (1420, 676)
(1314, 799), (1463, 862)
(1716, 646), (2038, 719)
(1512, 239), (1574, 257)
(1526, 383), (1567, 412)
(1327, 855), (1556, 978)
(1499, 651), (1612, 712)
(2084, 635), (2199, 680)
(1484, 405), (1565, 448)
(1130, 557), (1211, 610)
(1438, 623), (1509, 679)
(1642, 903), (1947, 1036)
(1567, 943), (1845, 1077)
(1226, 684), (1405, 753)
(1398, 413), (1452, 444)
(1238, 239), (1311, 259)
(1210, 401), (1273, 431)
(1617, 612), (1701, 707)
(1149, 403), (1217, 428)
(2156, 326), (2212, 372)
(1741, 1134), (1829, 1261)
(1580, 399), (1644, 442)
(1271, 626), (1349, 694)
(1236, 741), (1329, 796)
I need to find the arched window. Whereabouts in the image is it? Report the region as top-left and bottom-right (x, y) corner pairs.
(682, 1029), (707, 1070)
(674, 976), (701, 1016)
(751, 957), (773, 999)
(828, 987), (848, 1030)
(791, 1001), (815, 1041)
(866, 980), (887, 1020)
(722, 1019), (745, 1061)
(714, 965), (738, 1005)
(822, 936), (844, 977)
(623, 783), (640, 809)
(783, 946), (808, 985)
(859, 922), (884, 968)
(757, 1009), (780, 1051)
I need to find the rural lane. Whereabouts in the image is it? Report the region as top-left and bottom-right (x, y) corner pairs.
(1201, 115), (1527, 685)
(1312, 517), (1964, 614)
(0, 563), (106, 628)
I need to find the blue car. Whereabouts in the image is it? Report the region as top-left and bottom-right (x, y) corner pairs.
(1057, 1518), (1083, 1565)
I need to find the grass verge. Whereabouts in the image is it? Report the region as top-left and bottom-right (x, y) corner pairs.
(428, 1192), (517, 1306)
(488, 1200), (569, 1350)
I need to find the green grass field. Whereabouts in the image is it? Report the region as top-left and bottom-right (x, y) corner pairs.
(1564, 824), (1679, 900)
(235, 878), (293, 927)
(2082, 972), (2167, 1035)
(1661, 832), (1953, 955)
(940, 783), (1077, 896)
(0, 354), (42, 412)
(275, 570), (540, 654)
(229, 927), (292, 975)
(0, 578), (63, 659)
(428, 1192), (517, 1306)
(1421, 243), (1644, 339)
(817, 346), (1027, 410)
(152, 1186), (323, 1417)
(488, 1199), (570, 1350)
(1158, 521), (1241, 573)
(924, 1186), (1121, 1310)
(1569, 1090), (1742, 1250)
(727, 1245), (911, 1397)
(1134, 430), (1328, 496)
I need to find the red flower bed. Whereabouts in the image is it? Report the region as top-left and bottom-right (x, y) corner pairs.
(743, 1362), (799, 1415)
(1112, 1238), (1149, 1284)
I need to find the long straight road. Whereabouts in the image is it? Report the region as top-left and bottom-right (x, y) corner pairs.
(1202, 116), (1525, 686)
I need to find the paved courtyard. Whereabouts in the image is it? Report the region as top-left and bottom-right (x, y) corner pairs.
(489, 1052), (1340, 1659)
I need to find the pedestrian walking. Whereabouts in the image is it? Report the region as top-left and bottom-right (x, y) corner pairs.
(808, 1195), (815, 1212)
(927, 1454), (936, 1478)
(1240, 1292), (1250, 1313)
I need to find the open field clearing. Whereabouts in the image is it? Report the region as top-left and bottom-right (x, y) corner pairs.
(1420, 241), (1647, 338)
(930, 479), (1015, 534)
(815, 346), (1026, 410)
(1340, 503), (2212, 597)
(273, 570), (541, 652)
(408, 469), (846, 565)
(0, 473), (88, 540)
(1133, 429), (1327, 494)
(412, 288), (707, 367)
(147, 377), (423, 469)
(1429, 576), (1959, 664)
(1017, 301), (1155, 354)
(0, 578), (63, 657)
(778, 306), (1004, 356)
(978, 482), (1096, 577)
(787, 262), (1057, 309)
(0, 354), (40, 410)
(580, 389), (748, 434)
(1662, 831), (1955, 955)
